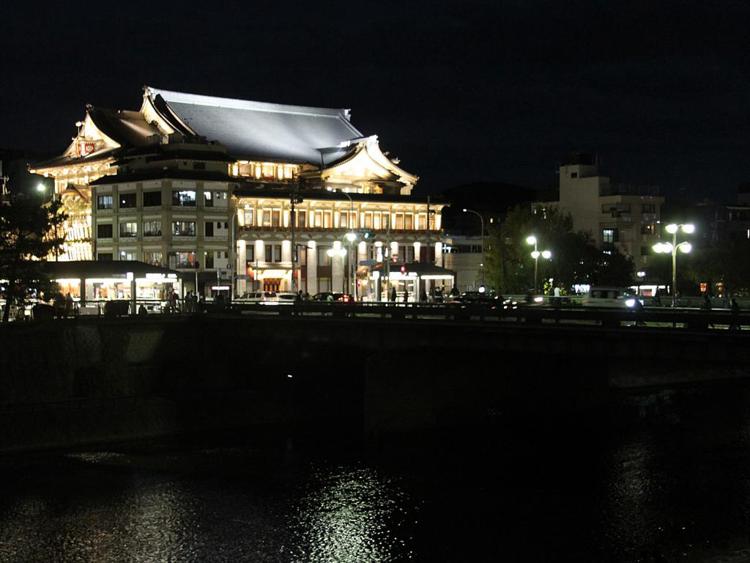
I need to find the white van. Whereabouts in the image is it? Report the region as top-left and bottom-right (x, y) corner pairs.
(582, 287), (641, 308)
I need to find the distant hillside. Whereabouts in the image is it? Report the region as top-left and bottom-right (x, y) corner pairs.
(440, 181), (548, 233)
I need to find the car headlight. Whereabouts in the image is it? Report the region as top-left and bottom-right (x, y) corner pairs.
(625, 298), (636, 308)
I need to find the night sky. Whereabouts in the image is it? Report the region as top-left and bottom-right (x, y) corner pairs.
(3, 1), (749, 201)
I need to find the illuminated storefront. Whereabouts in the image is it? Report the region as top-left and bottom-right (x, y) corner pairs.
(45, 261), (182, 310)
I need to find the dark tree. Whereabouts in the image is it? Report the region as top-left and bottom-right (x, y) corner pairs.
(486, 205), (634, 293)
(0, 192), (66, 322)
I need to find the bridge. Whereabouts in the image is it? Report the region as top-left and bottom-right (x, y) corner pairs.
(1, 306), (749, 452)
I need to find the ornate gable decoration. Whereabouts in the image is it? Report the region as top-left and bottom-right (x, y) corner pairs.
(62, 110), (120, 161)
(322, 136), (418, 194)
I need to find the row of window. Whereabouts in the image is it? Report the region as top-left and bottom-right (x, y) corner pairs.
(96, 190), (228, 210)
(240, 208), (432, 230)
(601, 203), (658, 216)
(98, 250), (228, 269)
(603, 223), (658, 243)
(245, 244), (429, 265)
(96, 220), (230, 239)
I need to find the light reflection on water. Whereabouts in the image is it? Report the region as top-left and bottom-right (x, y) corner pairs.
(3, 384), (750, 560)
(289, 465), (412, 562)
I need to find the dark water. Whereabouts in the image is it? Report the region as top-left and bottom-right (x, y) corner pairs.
(4, 383), (750, 562)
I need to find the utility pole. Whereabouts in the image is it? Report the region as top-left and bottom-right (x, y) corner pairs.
(290, 181), (303, 293)
(384, 209), (391, 301)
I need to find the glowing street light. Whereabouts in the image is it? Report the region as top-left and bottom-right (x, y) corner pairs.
(526, 235), (551, 293)
(652, 223), (694, 307)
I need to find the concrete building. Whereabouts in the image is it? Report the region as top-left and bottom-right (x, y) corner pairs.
(30, 86), (447, 299)
(544, 153), (664, 270)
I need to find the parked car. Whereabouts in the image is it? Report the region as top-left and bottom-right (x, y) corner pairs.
(447, 291), (517, 310)
(274, 292), (299, 304)
(235, 291), (277, 304)
(582, 287), (641, 308)
(312, 292), (355, 304)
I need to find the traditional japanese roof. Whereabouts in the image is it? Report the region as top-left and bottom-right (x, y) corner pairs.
(87, 107), (161, 147)
(144, 86), (363, 165)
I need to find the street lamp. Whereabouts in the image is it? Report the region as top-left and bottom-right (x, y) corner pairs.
(652, 223), (694, 307)
(526, 235), (551, 294)
(327, 187), (358, 299)
(345, 230), (357, 298)
(462, 208), (485, 287)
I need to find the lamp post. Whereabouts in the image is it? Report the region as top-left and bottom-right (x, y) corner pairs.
(326, 187), (357, 298)
(289, 186), (304, 293)
(525, 235), (551, 294)
(652, 223), (694, 307)
(345, 231), (357, 299)
(462, 208), (485, 287)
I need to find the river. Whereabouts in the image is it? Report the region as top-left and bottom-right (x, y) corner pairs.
(2, 380), (750, 562)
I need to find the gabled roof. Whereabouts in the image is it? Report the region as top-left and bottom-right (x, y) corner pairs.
(145, 86), (364, 165)
(87, 107), (161, 147)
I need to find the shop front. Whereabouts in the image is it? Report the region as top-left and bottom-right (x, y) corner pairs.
(367, 263), (456, 302)
(45, 261), (182, 314)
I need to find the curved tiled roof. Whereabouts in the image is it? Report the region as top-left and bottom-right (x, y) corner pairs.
(145, 86), (364, 165)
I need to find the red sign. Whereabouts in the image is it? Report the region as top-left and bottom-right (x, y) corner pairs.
(76, 141), (96, 157)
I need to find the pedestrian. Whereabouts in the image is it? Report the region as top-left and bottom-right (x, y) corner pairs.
(653, 292), (662, 307)
(138, 303), (148, 316)
(730, 296), (741, 331)
(403, 287), (409, 303)
(169, 290), (178, 313)
(65, 292), (74, 318)
(450, 286), (459, 298)
(420, 288), (427, 303)
(702, 293), (712, 311)
(390, 286), (397, 301)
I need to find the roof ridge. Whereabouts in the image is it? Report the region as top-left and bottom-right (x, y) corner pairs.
(145, 85), (352, 120)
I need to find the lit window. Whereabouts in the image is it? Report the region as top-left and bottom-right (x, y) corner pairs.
(172, 190), (196, 206)
(119, 222), (137, 238)
(172, 221), (196, 236)
(97, 195), (113, 209)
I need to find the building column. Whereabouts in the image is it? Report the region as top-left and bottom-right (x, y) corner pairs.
(306, 240), (318, 295)
(254, 239), (264, 291)
(236, 240), (247, 296)
(332, 240), (345, 293)
(435, 242), (443, 267)
(281, 240), (293, 290)
(413, 241), (421, 262)
(375, 241), (383, 262)
(357, 241), (368, 300)
(390, 241), (399, 263)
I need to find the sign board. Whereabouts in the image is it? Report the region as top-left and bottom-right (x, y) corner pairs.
(217, 268), (232, 280)
(359, 259), (377, 267)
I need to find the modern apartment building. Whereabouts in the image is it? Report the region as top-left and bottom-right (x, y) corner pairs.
(545, 154), (664, 269)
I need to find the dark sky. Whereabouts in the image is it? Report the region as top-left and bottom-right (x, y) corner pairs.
(3, 1), (750, 201)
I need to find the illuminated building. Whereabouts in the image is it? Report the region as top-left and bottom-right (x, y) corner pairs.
(540, 153), (664, 269)
(31, 87), (448, 298)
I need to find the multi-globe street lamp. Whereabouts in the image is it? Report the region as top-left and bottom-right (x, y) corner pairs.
(652, 223), (695, 307)
(525, 235), (551, 294)
(462, 208), (485, 287)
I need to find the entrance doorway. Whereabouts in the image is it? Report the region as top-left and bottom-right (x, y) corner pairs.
(263, 278), (282, 293)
